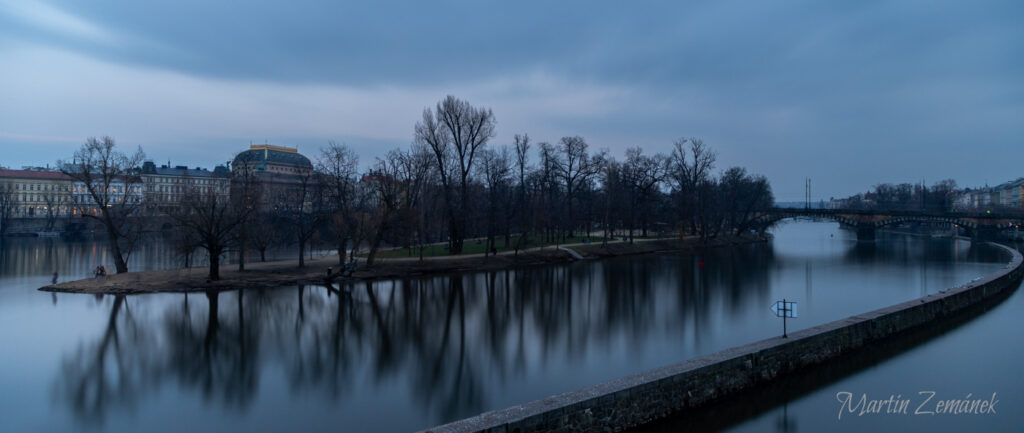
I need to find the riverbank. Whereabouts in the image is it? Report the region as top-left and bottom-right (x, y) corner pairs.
(38, 234), (767, 294)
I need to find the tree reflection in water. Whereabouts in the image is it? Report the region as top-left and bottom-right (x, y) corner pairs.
(54, 245), (775, 428)
(56, 295), (156, 426)
(161, 289), (260, 408)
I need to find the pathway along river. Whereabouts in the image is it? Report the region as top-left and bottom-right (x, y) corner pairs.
(0, 222), (1014, 432)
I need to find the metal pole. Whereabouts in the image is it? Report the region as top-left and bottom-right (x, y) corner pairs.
(782, 298), (788, 338)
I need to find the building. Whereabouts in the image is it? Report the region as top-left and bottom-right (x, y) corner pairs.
(141, 161), (231, 214)
(0, 168), (73, 218)
(953, 178), (1024, 211)
(231, 144), (313, 179)
(68, 173), (144, 218)
(996, 178), (1024, 208)
(231, 144), (314, 209)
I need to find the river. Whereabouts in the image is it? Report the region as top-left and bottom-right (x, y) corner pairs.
(0, 222), (1012, 432)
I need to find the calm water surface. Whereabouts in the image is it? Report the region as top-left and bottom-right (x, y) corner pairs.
(0, 222), (1008, 432)
(714, 240), (1024, 433)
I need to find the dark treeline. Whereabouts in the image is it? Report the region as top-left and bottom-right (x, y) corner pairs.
(63, 95), (774, 279)
(831, 180), (958, 212)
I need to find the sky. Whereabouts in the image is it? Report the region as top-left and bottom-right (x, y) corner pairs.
(1, 0), (1021, 201)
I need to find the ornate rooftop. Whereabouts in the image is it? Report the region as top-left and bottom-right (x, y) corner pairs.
(232, 144), (312, 168)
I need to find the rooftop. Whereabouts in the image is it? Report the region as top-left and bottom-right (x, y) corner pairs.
(142, 161), (228, 178)
(250, 144), (298, 154)
(233, 144), (312, 168)
(0, 169), (71, 181)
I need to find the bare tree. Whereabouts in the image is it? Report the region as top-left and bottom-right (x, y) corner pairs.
(512, 134), (531, 252)
(719, 167), (773, 235)
(414, 95), (496, 254)
(168, 223), (200, 269)
(695, 177), (726, 241)
(536, 142), (561, 242)
(599, 158), (626, 245)
(231, 157), (263, 271)
(669, 137), (716, 235)
(394, 144), (435, 260)
(279, 170), (322, 268)
(59, 137), (146, 273)
(0, 184), (17, 236)
(345, 180), (372, 264)
(363, 151), (407, 266)
(247, 212), (280, 262)
(623, 147), (669, 238)
(316, 142), (360, 265)
(478, 147), (512, 257)
(40, 186), (70, 232)
(171, 180), (251, 280)
(555, 136), (605, 238)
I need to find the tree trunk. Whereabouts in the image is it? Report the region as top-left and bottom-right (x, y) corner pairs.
(105, 220), (128, 273)
(448, 218), (463, 255)
(208, 248), (221, 280)
(298, 238), (306, 268)
(337, 237), (348, 265)
(366, 227), (386, 267)
(237, 228), (246, 272)
(566, 189), (575, 238)
(641, 209), (648, 238)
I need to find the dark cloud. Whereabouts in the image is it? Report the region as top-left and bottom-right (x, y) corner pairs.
(1, 0), (1022, 199)
(18, 1), (1015, 87)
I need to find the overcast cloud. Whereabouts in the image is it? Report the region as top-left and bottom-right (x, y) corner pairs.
(1, 0), (1021, 200)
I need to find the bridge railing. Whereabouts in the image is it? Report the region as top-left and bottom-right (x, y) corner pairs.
(766, 207), (1024, 220)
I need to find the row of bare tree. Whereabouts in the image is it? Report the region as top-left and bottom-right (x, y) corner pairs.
(832, 180), (960, 212)
(56, 95), (773, 280)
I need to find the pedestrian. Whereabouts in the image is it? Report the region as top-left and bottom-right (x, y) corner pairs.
(52, 270), (58, 285)
(99, 265), (106, 277)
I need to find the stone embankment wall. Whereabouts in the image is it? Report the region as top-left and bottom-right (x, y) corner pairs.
(421, 242), (1024, 433)
(2, 217), (69, 235)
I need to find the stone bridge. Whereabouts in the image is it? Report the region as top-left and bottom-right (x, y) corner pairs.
(755, 208), (1024, 241)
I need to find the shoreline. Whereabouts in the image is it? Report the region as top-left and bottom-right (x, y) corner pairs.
(38, 234), (768, 295)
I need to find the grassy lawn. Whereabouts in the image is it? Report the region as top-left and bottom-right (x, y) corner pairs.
(366, 235), (606, 259)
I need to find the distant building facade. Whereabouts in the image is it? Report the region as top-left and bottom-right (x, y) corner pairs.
(141, 161), (230, 214)
(954, 178), (1024, 211)
(70, 178), (144, 217)
(231, 144), (314, 209)
(4, 144), (315, 223)
(0, 168), (73, 218)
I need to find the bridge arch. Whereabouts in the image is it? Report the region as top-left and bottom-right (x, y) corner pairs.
(872, 215), (975, 230)
(752, 212), (859, 231)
